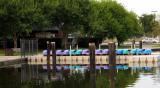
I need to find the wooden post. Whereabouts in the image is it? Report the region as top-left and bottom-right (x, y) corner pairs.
(109, 42), (116, 88)
(139, 41), (142, 49)
(89, 43), (96, 88)
(51, 42), (56, 75)
(47, 41), (51, 81)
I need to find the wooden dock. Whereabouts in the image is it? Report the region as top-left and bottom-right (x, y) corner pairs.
(28, 54), (160, 66)
(0, 54), (159, 67)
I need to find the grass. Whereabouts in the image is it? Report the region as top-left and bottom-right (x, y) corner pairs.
(0, 49), (5, 56)
(0, 49), (20, 56)
(151, 43), (160, 48)
(118, 45), (131, 49)
(0, 49), (43, 56)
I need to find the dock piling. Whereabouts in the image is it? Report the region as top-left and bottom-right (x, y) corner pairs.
(89, 43), (96, 88)
(109, 42), (116, 88)
(51, 42), (56, 75)
(47, 41), (51, 81)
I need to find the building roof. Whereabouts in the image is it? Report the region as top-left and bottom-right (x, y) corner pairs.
(32, 26), (60, 32)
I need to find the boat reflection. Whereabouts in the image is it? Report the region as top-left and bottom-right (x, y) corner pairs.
(0, 58), (160, 88)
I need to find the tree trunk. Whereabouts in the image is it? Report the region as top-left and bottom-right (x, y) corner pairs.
(64, 34), (68, 49)
(13, 32), (17, 48)
(96, 39), (100, 48)
(62, 33), (68, 49)
(118, 41), (121, 47)
(88, 35), (92, 43)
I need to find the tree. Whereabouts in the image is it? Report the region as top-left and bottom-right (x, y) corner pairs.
(139, 14), (156, 36)
(115, 12), (143, 45)
(0, 0), (143, 50)
(0, 0), (32, 49)
(152, 22), (160, 36)
(88, 0), (143, 45)
(0, 0), (48, 54)
(49, 0), (90, 49)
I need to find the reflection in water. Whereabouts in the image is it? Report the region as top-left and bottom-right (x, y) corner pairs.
(21, 66), (139, 88)
(127, 67), (160, 88)
(127, 74), (160, 88)
(0, 62), (160, 88)
(0, 67), (21, 88)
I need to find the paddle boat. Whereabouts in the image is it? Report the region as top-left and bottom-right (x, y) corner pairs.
(42, 50), (47, 56)
(82, 49), (90, 55)
(116, 49), (123, 55)
(123, 49), (129, 55)
(136, 49), (145, 55)
(69, 50), (76, 55)
(56, 50), (63, 56)
(95, 49), (102, 55)
(142, 49), (152, 55)
(130, 49), (137, 55)
(74, 49), (83, 55)
(102, 49), (109, 55)
(62, 50), (69, 55)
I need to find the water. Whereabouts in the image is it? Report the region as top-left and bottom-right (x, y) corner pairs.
(0, 67), (21, 88)
(0, 63), (160, 88)
(127, 68), (160, 88)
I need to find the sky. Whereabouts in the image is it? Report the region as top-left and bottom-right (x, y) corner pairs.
(116, 0), (160, 16)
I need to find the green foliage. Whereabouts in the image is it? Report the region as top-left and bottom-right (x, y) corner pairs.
(49, 0), (90, 33)
(1, 0), (29, 35)
(89, 0), (143, 44)
(152, 22), (160, 36)
(139, 14), (158, 36)
(0, 0), (143, 47)
(47, 0), (91, 48)
(0, 0), (49, 37)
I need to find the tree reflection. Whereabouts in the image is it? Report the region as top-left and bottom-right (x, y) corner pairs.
(0, 68), (21, 88)
(21, 68), (139, 88)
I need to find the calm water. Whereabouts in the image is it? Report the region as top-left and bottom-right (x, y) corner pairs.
(127, 68), (160, 88)
(0, 63), (160, 88)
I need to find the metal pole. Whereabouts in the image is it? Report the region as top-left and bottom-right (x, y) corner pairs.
(31, 40), (33, 56)
(89, 43), (96, 88)
(109, 42), (116, 88)
(76, 44), (79, 50)
(29, 40), (30, 57)
(36, 39), (38, 55)
(116, 43), (118, 49)
(36, 39), (39, 79)
(20, 39), (22, 58)
(23, 39), (25, 57)
(47, 41), (51, 81)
